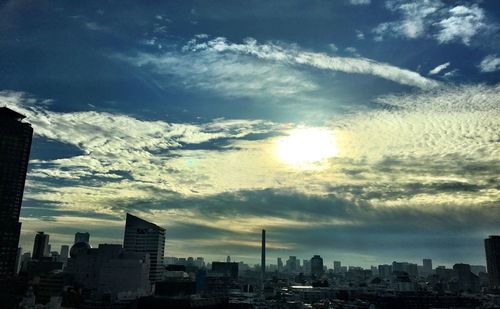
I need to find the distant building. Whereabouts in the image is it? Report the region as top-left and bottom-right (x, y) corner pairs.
(66, 243), (150, 299)
(333, 261), (341, 273)
(0, 107), (33, 278)
(286, 256), (298, 273)
(423, 258), (432, 275)
(378, 264), (392, 279)
(453, 263), (480, 293)
(32, 232), (50, 260)
(60, 245), (69, 262)
(277, 258), (283, 272)
(485, 235), (500, 289)
(74, 232), (90, 245)
(211, 262), (239, 279)
(310, 255), (324, 278)
(123, 213), (165, 283)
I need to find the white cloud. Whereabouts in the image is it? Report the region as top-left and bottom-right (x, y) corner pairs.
(435, 5), (486, 45)
(428, 62), (450, 75)
(349, 0), (371, 5)
(478, 54), (500, 73)
(374, 1), (490, 46)
(180, 36), (439, 89)
(356, 30), (365, 40)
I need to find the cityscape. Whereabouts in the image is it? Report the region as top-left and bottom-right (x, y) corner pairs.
(0, 106), (500, 308)
(1, 0), (500, 308)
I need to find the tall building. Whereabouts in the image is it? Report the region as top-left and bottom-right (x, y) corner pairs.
(485, 235), (500, 289)
(311, 255), (324, 278)
(32, 232), (50, 260)
(423, 258), (432, 275)
(123, 213), (165, 283)
(0, 107), (33, 278)
(277, 258), (283, 272)
(74, 232), (90, 244)
(60, 245), (69, 262)
(261, 229), (266, 278)
(334, 261), (341, 273)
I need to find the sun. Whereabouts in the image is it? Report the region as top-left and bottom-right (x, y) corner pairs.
(276, 127), (338, 168)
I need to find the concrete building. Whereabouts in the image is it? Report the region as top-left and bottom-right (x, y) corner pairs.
(0, 107), (33, 278)
(123, 213), (165, 283)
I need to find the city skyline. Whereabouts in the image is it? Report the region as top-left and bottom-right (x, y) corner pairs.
(0, 0), (499, 267)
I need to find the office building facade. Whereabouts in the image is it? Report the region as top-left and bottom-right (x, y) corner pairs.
(123, 213), (165, 282)
(0, 107), (33, 278)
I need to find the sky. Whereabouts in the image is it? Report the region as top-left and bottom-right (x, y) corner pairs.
(1, 0), (499, 268)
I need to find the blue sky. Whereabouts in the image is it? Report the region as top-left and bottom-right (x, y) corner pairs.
(1, 0), (499, 267)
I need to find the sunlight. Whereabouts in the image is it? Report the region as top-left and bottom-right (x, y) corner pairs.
(276, 127), (338, 168)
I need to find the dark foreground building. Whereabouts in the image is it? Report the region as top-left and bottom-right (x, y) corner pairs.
(0, 107), (33, 279)
(485, 235), (500, 290)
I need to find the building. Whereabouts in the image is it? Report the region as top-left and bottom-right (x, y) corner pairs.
(32, 232), (50, 260)
(286, 256), (298, 273)
(60, 245), (69, 262)
(123, 213), (165, 283)
(74, 232), (90, 244)
(277, 258), (283, 272)
(378, 264), (392, 279)
(485, 235), (500, 289)
(211, 262), (239, 279)
(0, 107), (33, 278)
(310, 255), (324, 278)
(423, 258), (433, 276)
(333, 261), (341, 273)
(66, 243), (150, 299)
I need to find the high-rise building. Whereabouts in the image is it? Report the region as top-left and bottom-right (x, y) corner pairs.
(423, 258), (432, 275)
(0, 107), (33, 278)
(32, 232), (50, 260)
(485, 235), (500, 289)
(311, 255), (324, 278)
(60, 245), (69, 262)
(334, 261), (341, 273)
(277, 257), (283, 272)
(123, 213), (165, 283)
(74, 232), (90, 244)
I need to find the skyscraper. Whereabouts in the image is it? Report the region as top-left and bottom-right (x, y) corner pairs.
(311, 255), (324, 278)
(60, 245), (69, 262)
(123, 213), (165, 283)
(485, 235), (500, 289)
(0, 107), (33, 278)
(32, 232), (50, 260)
(423, 258), (432, 275)
(74, 232), (90, 244)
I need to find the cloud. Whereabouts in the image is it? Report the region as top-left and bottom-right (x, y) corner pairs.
(349, 0), (371, 5)
(373, 1), (491, 46)
(178, 36), (439, 89)
(4, 83), (499, 265)
(435, 5), (486, 45)
(428, 62), (450, 75)
(478, 54), (500, 73)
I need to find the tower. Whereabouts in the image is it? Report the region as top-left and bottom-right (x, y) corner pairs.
(261, 229), (266, 279)
(123, 213), (165, 283)
(0, 107), (33, 278)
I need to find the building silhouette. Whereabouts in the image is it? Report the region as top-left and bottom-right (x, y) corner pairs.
(0, 107), (33, 278)
(74, 232), (90, 244)
(311, 255), (324, 278)
(123, 213), (165, 283)
(485, 235), (500, 289)
(32, 232), (50, 260)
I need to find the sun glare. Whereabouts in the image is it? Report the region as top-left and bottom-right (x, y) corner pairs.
(276, 127), (338, 168)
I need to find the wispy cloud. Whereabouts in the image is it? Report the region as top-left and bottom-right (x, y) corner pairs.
(176, 36), (439, 89)
(428, 62), (450, 75)
(478, 54), (500, 73)
(349, 0), (371, 5)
